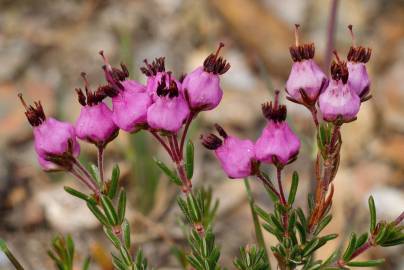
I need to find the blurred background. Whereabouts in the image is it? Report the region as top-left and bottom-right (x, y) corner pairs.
(0, 0), (403, 269)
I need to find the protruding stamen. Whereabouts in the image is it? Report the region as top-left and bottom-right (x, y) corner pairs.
(274, 90), (280, 109)
(214, 42), (225, 60)
(18, 93), (28, 110)
(99, 50), (113, 72)
(348, 24), (356, 47)
(332, 50), (341, 63)
(80, 72), (90, 92)
(294, 24), (300, 47)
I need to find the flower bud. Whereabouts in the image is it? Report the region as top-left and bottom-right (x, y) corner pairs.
(255, 92), (300, 166)
(100, 51), (153, 132)
(201, 124), (255, 179)
(319, 57), (361, 123)
(346, 25), (372, 99)
(182, 43), (230, 111)
(147, 74), (190, 133)
(75, 73), (119, 145)
(19, 94), (80, 171)
(286, 25), (328, 105)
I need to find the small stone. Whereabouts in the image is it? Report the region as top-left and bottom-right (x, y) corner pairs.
(37, 184), (99, 232)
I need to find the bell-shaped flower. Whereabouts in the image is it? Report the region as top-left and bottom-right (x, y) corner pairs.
(255, 92), (300, 166)
(100, 51), (153, 132)
(74, 73), (118, 145)
(19, 94), (80, 171)
(182, 43), (230, 111)
(286, 25), (328, 106)
(140, 57), (182, 101)
(147, 75), (190, 133)
(201, 124), (255, 179)
(346, 25), (372, 99)
(319, 58), (361, 123)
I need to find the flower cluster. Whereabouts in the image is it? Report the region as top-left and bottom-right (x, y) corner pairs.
(286, 24), (371, 124)
(12, 23), (404, 270)
(18, 43), (230, 197)
(201, 91), (300, 179)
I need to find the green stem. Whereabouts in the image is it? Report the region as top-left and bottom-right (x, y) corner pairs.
(244, 178), (271, 268)
(1, 247), (25, 270)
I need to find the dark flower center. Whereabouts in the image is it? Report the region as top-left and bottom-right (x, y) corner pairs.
(203, 42), (231, 75)
(156, 73), (179, 98)
(75, 72), (108, 106)
(289, 24), (315, 62)
(200, 124), (228, 150)
(331, 51), (349, 84)
(18, 93), (46, 127)
(347, 25), (371, 63)
(262, 91), (287, 122)
(140, 57), (166, 77)
(99, 50), (129, 97)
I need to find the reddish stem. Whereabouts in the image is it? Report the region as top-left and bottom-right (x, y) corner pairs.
(310, 106), (319, 128)
(149, 130), (175, 160)
(277, 167), (287, 205)
(69, 168), (99, 196)
(393, 211), (404, 226)
(172, 135), (182, 161)
(277, 167), (289, 234)
(349, 241), (372, 261)
(168, 135), (179, 162)
(256, 171), (281, 199)
(97, 145), (104, 184)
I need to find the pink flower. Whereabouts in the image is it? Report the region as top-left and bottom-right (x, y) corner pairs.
(319, 59), (361, 123)
(255, 92), (300, 166)
(201, 124), (255, 179)
(140, 57), (182, 101)
(100, 51), (153, 132)
(286, 25), (328, 105)
(147, 75), (190, 133)
(75, 73), (118, 145)
(19, 94), (80, 171)
(182, 43), (230, 111)
(346, 26), (372, 99)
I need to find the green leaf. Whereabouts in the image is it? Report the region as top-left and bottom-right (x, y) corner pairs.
(346, 259), (385, 267)
(355, 233), (368, 249)
(64, 186), (94, 203)
(303, 238), (320, 257)
(88, 163), (102, 188)
(342, 233), (357, 261)
(186, 140), (194, 179)
(119, 246), (132, 266)
(103, 226), (121, 248)
(314, 215), (332, 236)
(320, 250), (339, 267)
(86, 202), (109, 226)
(288, 171), (299, 205)
(117, 189), (127, 224)
(153, 158), (182, 186)
(100, 195), (119, 226)
(122, 219), (131, 250)
(0, 239), (7, 252)
(82, 257), (91, 270)
(108, 164), (120, 199)
(112, 254), (127, 270)
(368, 196), (376, 232)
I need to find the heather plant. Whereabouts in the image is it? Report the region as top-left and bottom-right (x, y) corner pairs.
(1, 24), (403, 270)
